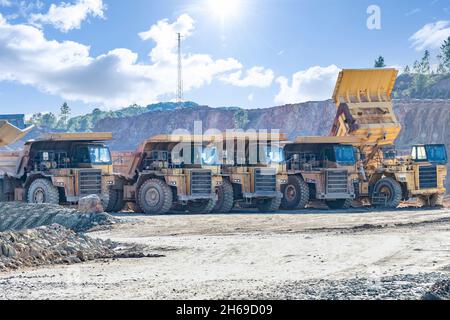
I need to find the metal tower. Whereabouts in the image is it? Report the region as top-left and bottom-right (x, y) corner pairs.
(177, 33), (183, 107)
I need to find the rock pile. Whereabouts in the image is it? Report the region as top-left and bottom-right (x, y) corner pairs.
(0, 202), (116, 233)
(422, 280), (450, 300)
(0, 225), (115, 271)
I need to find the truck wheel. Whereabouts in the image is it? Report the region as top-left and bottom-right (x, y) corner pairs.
(372, 177), (402, 209)
(326, 199), (352, 210)
(104, 189), (125, 213)
(214, 179), (234, 213)
(430, 194), (444, 207)
(27, 179), (60, 205)
(256, 197), (281, 213)
(281, 175), (310, 210)
(137, 179), (173, 215)
(187, 199), (217, 214)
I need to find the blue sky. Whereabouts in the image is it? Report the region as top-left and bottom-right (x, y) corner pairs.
(0, 0), (449, 116)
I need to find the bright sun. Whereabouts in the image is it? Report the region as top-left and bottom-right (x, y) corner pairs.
(207, 0), (241, 22)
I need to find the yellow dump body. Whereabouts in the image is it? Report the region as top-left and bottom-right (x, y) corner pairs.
(330, 69), (401, 147)
(0, 121), (34, 147)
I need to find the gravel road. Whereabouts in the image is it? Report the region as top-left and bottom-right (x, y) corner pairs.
(0, 207), (449, 300)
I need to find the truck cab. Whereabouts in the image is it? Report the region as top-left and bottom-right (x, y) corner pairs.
(121, 135), (219, 215)
(211, 132), (288, 213)
(282, 136), (359, 210)
(0, 133), (118, 210)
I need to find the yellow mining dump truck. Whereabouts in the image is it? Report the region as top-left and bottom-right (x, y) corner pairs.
(330, 68), (448, 208)
(119, 135), (221, 215)
(208, 132), (288, 213)
(281, 136), (360, 210)
(0, 132), (120, 211)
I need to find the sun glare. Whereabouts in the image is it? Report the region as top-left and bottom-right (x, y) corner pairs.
(207, 0), (242, 23)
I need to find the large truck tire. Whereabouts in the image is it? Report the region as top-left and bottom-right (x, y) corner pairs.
(326, 199), (352, 210)
(27, 179), (60, 205)
(280, 175), (310, 210)
(213, 179), (234, 213)
(104, 189), (125, 213)
(187, 198), (217, 214)
(256, 197), (281, 213)
(137, 179), (173, 215)
(430, 194), (444, 207)
(372, 177), (402, 209)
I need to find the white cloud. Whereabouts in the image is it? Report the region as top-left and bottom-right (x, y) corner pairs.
(29, 0), (106, 32)
(0, 0), (12, 7)
(139, 14), (195, 62)
(220, 66), (274, 88)
(410, 20), (450, 51)
(405, 8), (421, 17)
(0, 13), (248, 108)
(274, 65), (340, 105)
(248, 93), (254, 102)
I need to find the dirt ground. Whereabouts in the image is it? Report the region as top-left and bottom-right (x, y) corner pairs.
(1, 207), (450, 300)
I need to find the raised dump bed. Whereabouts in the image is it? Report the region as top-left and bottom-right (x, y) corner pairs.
(330, 68), (401, 147)
(0, 120), (33, 147)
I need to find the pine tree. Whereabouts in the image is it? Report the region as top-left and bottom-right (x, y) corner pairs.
(403, 65), (411, 74)
(421, 50), (431, 74)
(374, 56), (386, 68)
(439, 36), (450, 72)
(58, 102), (71, 129)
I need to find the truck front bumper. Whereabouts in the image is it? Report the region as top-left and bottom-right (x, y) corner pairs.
(243, 191), (283, 200)
(178, 193), (216, 201)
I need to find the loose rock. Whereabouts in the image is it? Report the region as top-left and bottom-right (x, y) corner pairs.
(0, 202), (117, 233)
(0, 225), (115, 272)
(78, 195), (104, 214)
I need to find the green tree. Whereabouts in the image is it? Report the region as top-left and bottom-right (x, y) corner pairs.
(403, 65), (411, 74)
(78, 117), (92, 132)
(29, 113), (43, 126)
(233, 110), (250, 129)
(374, 56), (386, 68)
(41, 113), (57, 128)
(421, 50), (431, 74)
(436, 62), (446, 74)
(59, 102), (71, 125)
(440, 36), (450, 70)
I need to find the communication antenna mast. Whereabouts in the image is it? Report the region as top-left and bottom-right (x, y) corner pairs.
(177, 32), (183, 107)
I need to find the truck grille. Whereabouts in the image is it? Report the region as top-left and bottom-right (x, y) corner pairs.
(419, 166), (438, 189)
(326, 170), (348, 194)
(254, 168), (277, 193)
(79, 170), (102, 196)
(190, 170), (212, 195)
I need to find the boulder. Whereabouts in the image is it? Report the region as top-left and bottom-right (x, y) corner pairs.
(78, 195), (104, 214)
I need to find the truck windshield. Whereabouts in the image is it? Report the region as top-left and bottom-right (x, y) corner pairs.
(425, 145), (448, 164)
(264, 146), (285, 164)
(202, 146), (220, 165)
(88, 146), (112, 165)
(334, 146), (356, 165)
